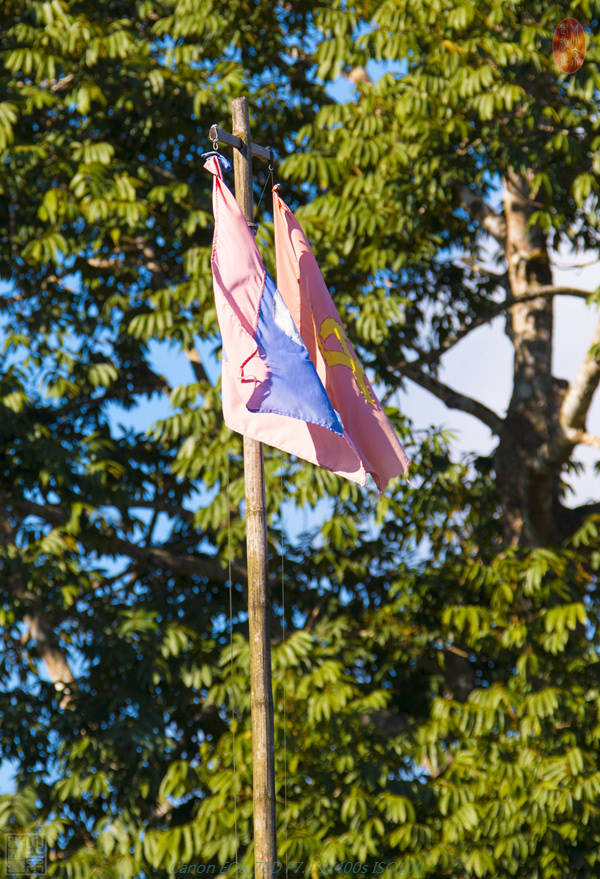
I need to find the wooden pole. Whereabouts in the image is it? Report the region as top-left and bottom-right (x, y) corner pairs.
(230, 96), (277, 878)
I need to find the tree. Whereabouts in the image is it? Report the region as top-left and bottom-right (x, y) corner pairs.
(278, 0), (600, 876)
(1, 1), (600, 878)
(0, 1), (335, 876)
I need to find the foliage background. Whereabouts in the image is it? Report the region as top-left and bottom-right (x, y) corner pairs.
(1, 1), (600, 878)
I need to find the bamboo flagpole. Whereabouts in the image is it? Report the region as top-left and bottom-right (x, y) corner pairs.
(209, 96), (277, 877)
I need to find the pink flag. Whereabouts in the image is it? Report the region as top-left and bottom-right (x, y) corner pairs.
(205, 153), (366, 484)
(273, 185), (410, 491)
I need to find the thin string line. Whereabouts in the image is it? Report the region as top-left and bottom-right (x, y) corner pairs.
(256, 163), (274, 216)
(280, 456), (288, 878)
(227, 452), (239, 877)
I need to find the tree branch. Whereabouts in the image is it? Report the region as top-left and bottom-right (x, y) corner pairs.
(24, 613), (76, 709)
(456, 184), (507, 245)
(398, 286), (593, 373)
(10, 498), (247, 584)
(564, 428), (600, 449)
(559, 315), (600, 436)
(556, 501), (600, 543)
(534, 285), (595, 301)
(0, 512), (76, 710)
(403, 365), (505, 435)
(346, 66), (372, 84)
(531, 315), (600, 477)
(93, 239), (213, 386)
(565, 501), (600, 521)
(40, 73), (75, 92)
(186, 346), (210, 384)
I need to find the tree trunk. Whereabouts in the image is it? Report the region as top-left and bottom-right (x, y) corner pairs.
(494, 168), (558, 547)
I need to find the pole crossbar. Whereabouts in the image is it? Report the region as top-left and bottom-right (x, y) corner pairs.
(209, 122), (274, 165)
(209, 96), (277, 877)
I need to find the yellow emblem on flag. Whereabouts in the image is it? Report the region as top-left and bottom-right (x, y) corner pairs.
(317, 317), (376, 406)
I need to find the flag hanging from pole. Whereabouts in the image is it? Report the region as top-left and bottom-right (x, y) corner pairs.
(204, 154), (409, 490)
(272, 185), (410, 491)
(204, 153), (366, 484)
